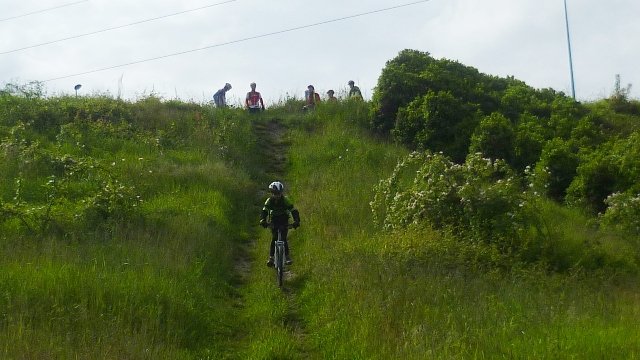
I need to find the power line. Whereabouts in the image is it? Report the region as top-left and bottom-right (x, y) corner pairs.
(1, 0), (89, 22)
(42, 0), (432, 82)
(1, 0), (237, 55)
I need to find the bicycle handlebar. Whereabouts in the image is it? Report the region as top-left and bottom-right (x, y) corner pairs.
(264, 223), (295, 229)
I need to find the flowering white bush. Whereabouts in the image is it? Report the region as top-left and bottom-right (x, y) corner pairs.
(372, 151), (540, 250)
(601, 191), (640, 235)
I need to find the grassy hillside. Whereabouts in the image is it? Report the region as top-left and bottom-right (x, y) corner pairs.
(1, 86), (639, 358)
(0, 91), (263, 358)
(280, 102), (640, 358)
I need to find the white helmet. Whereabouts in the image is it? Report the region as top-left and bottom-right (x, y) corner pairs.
(268, 181), (284, 194)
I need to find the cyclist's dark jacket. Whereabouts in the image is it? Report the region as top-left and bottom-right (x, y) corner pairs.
(261, 196), (300, 225)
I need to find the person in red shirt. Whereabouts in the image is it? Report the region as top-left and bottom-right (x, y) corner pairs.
(245, 82), (265, 113)
(303, 85), (321, 111)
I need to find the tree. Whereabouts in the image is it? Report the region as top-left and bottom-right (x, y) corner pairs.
(500, 84), (551, 121)
(534, 138), (579, 202)
(370, 49), (434, 134)
(513, 113), (546, 171)
(546, 96), (585, 139)
(469, 112), (515, 164)
(567, 131), (640, 213)
(394, 91), (479, 162)
(609, 74), (638, 114)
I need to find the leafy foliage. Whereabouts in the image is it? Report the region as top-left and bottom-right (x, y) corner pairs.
(567, 131), (640, 213)
(370, 49), (582, 172)
(469, 112), (515, 164)
(393, 90), (480, 162)
(534, 138), (579, 202)
(370, 49), (434, 134)
(601, 191), (640, 235)
(512, 113), (546, 171)
(372, 150), (639, 272)
(372, 152), (529, 249)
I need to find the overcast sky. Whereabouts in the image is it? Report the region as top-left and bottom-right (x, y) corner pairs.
(2, 0), (639, 105)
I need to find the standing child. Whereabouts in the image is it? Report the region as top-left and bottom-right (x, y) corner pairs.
(327, 89), (338, 102)
(260, 181), (300, 266)
(246, 82), (265, 113)
(303, 85), (321, 111)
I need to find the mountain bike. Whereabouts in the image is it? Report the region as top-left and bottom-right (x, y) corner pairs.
(268, 223), (294, 288)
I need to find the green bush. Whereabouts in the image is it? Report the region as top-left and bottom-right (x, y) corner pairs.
(601, 191), (640, 235)
(534, 138), (579, 202)
(372, 152), (527, 249)
(512, 113), (546, 171)
(567, 131), (640, 214)
(546, 96), (586, 139)
(370, 49), (433, 134)
(372, 151), (639, 272)
(570, 113), (607, 150)
(469, 112), (515, 164)
(393, 91), (479, 162)
(500, 83), (551, 121)
(370, 49), (582, 172)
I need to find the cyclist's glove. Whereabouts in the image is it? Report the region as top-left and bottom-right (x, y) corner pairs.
(292, 221), (300, 229)
(260, 219), (268, 228)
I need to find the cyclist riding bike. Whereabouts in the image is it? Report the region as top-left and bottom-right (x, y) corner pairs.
(260, 181), (300, 267)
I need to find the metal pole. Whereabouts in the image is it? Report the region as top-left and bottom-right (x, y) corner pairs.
(563, 0), (576, 99)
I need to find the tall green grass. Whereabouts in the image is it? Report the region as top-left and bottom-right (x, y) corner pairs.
(283, 102), (640, 358)
(0, 92), (262, 358)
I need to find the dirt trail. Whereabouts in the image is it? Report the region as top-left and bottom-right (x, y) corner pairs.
(253, 118), (290, 178)
(234, 117), (312, 357)
(231, 118), (288, 284)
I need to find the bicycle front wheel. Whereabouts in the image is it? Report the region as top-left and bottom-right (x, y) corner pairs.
(276, 246), (284, 287)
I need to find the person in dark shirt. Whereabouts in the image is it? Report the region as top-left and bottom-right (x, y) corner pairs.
(213, 83), (232, 107)
(347, 80), (363, 100)
(260, 181), (300, 266)
(327, 89), (338, 102)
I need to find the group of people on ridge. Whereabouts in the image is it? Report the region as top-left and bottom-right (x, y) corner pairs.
(212, 80), (363, 111)
(212, 82), (265, 112)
